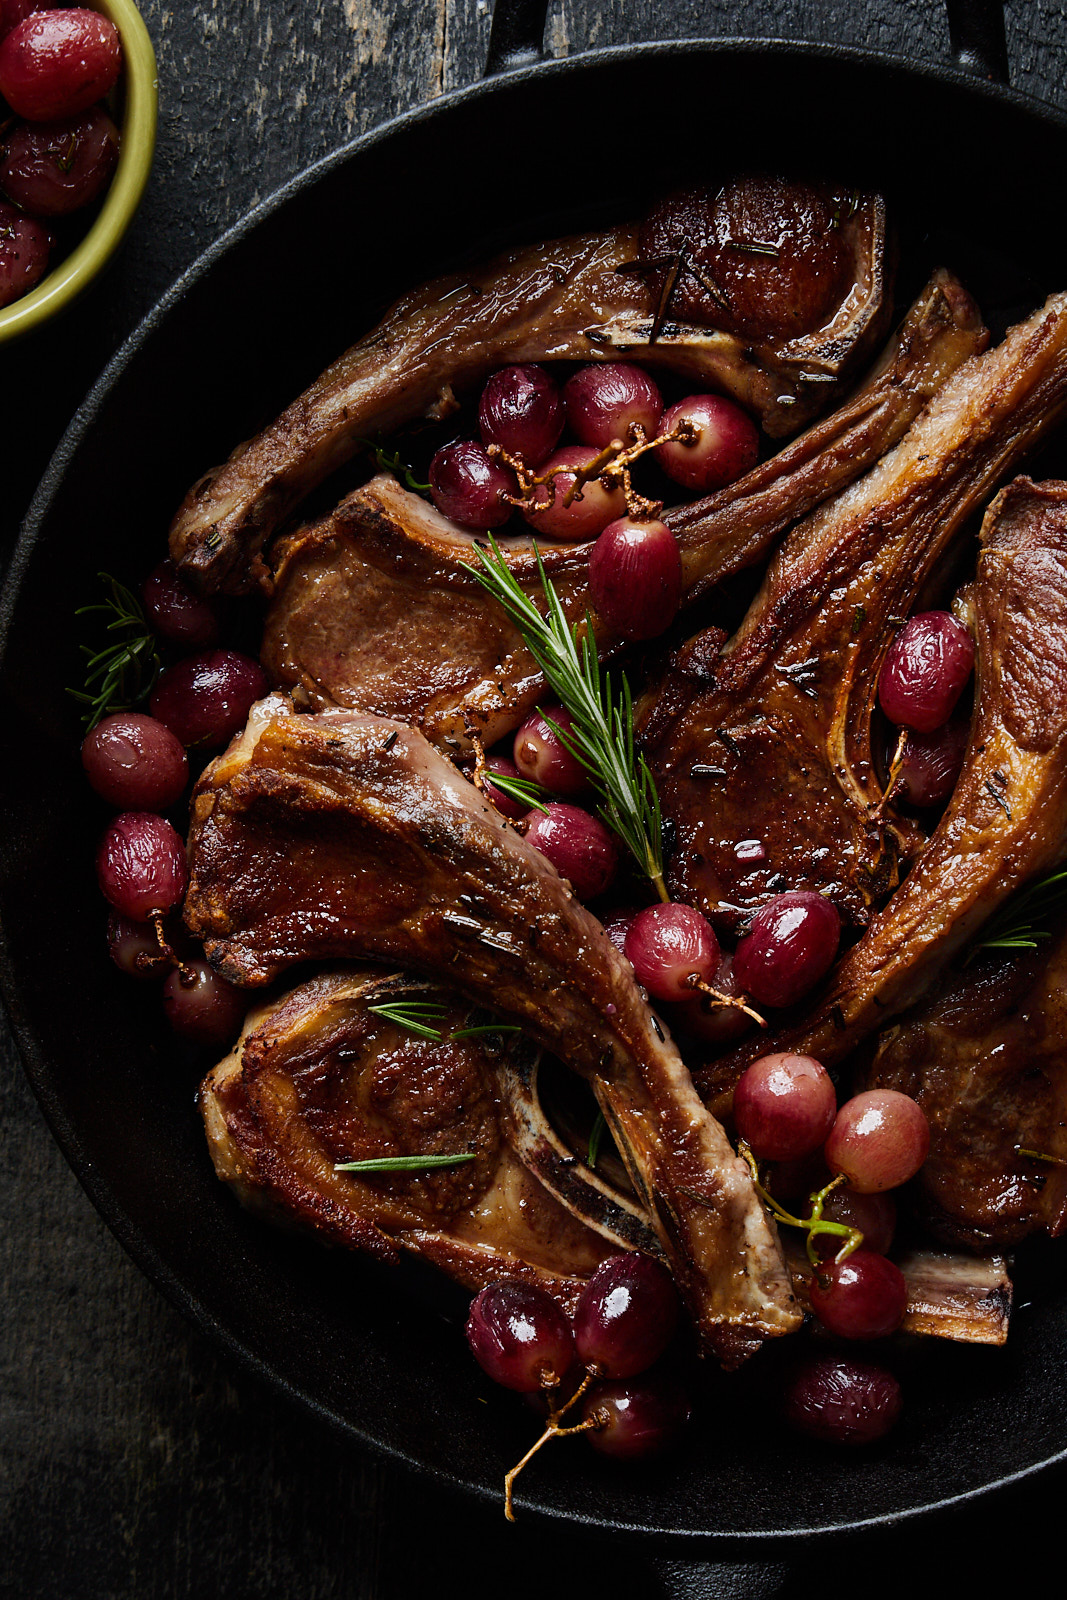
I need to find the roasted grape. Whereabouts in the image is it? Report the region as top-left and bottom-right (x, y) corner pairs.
(588, 517), (682, 641)
(466, 1281), (576, 1393)
(733, 1052), (836, 1162)
(81, 711), (188, 810)
(149, 649), (268, 749)
(0, 197), (49, 306)
(513, 705), (588, 796)
(623, 902), (719, 1002)
(732, 890), (840, 1008)
(655, 394), (759, 492)
(573, 1253), (680, 1378)
(96, 812), (187, 922)
(583, 1374), (692, 1460)
(783, 1355), (902, 1445)
(808, 1248), (908, 1340)
(524, 802), (617, 900)
(0, 104), (118, 215)
(428, 439), (513, 528)
(562, 362), (663, 450)
(878, 611), (974, 732)
(825, 1089), (930, 1193)
(478, 363), (563, 466)
(163, 959), (247, 1047)
(0, 7), (121, 120)
(141, 560), (222, 649)
(521, 445), (625, 541)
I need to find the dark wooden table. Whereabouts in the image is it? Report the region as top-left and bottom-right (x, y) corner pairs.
(4, 3), (1067, 1594)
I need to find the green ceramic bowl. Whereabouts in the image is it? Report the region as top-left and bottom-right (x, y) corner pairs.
(0, 0), (158, 344)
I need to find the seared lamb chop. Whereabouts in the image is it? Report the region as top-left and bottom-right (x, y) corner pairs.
(700, 477), (1067, 1107)
(183, 697), (802, 1364)
(201, 966), (617, 1305)
(647, 294), (1067, 933)
(860, 928), (1067, 1252)
(262, 271), (984, 756)
(169, 186), (887, 595)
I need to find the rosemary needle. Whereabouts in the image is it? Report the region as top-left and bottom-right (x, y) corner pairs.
(334, 1154), (477, 1174)
(970, 869), (1067, 960)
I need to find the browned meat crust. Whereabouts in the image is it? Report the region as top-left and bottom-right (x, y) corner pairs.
(261, 272), (984, 756)
(169, 191), (888, 595)
(646, 295), (1067, 934)
(701, 476), (1067, 1108)
(183, 700), (802, 1364)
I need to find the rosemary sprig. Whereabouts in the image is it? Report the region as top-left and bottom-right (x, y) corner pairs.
(586, 1111), (606, 1170)
(465, 536), (667, 899)
(969, 869), (1067, 959)
(334, 1153), (477, 1174)
(366, 998), (521, 1044)
(449, 1023), (523, 1040)
(67, 573), (162, 730)
(358, 437), (430, 492)
(481, 766), (550, 814)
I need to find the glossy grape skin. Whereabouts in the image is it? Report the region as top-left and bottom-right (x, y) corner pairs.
(817, 1186), (897, 1258)
(573, 1253), (680, 1378)
(481, 755), (528, 820)
(106, 911), (170, 981)
(521, 445), (626, 541)
(466, 1281), (576, 1392)
(583, 1374), (692, 1460)
(0, 103), (117, 214)
(623, 903), (720, 1002)
(588, 518), (682, 641)
(732, 890), (841, 1009)
(825, 1089), (931, 1193)
(733, 1052), (837, 1162)
(601, 907), (638, 955)
(149, 649), (268, 749)
(0, 8), (121, 120)
(784, 1355), (902, 1445)
(896, 717), (968, 807)
(141, 559), (222, 649)
(524, 802), (617, 900)
(0, 197), (49, 306)
(428, 439), (513, 529)
(478, 363), (563, 465)
(81, 712), (188, 810)
(513, 705), (588, 796)
(96, 812), (187, 921)
(655, 394), (759, 492)
(562, 362), (663, 450)
(878, 611), (974, 733)
(163, 960), (247, 1047)
(0, 1), (48, 46)
(809, 1248), (908, 1340)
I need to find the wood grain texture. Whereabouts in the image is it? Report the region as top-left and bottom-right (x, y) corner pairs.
(4, 2), (1067, 1595)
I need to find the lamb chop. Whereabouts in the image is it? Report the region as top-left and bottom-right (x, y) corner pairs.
(646, 294), (1067, 933)
(169, 183), (888, 595)
(201, 966), (617, 1306)
(183, 696), (802, 1364)
(699, 477), (1067, 1108)
(262, 271), (984, 757)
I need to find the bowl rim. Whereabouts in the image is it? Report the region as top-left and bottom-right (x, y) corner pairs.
(0, 0), (158, 344)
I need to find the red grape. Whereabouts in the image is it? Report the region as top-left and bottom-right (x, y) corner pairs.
(809, 1248), (908, 1340)
(825, 1090), (930, 1193)
(0, 8), (121, 120)
(670, 951), (753, 1045)
(655, 394), (759, 492)
(601, 907), (638, 954)
(149, 649), (268, 749)
(784, 1355), (902, 1445)
(141, 560), (222, 649)
(524, 802), (617, 900)
(0, 197), (49, 306)
(466, 1280), (576, 1392)
(428, 439), (513, 529)
(106, 911), (170, 981)
(583, 1374), (691, 1460)
(732, 890), (840, 1008)
(81, 712), (188, 810)
(481, 755), (528, 821)
(163, 960), (247, 1047)
(878, 611), (974, 732)
(895, 717), (968, 807)
(588, 517), (682, 641)
(0, 2), (49, 46)
(623, 902), (719, 1002)
(562, 362), (663, 450)
(513, 705), (588, 796)
(96, 812), (187, 922)
(573, 1253), (679, 1378)
(817, 1186), (897, 1258)
(521, 445), (625, 542)
(478, 363), (563, 465)
(0, 103), (117, 214)
(733, 1052), (836, 1162)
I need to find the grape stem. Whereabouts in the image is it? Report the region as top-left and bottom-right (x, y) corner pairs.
(501, 1368), (606, 1520)
(486, 416), (699, 524)
(738, 1142), (863, 1269)
(150, 911), (193, 983)
(689, 973), (766, 1027)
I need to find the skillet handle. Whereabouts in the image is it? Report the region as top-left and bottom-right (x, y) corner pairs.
(944, 0), (1010, 82)
(483, 0), (549, 75)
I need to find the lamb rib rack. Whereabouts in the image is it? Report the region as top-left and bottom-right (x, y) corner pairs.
(183, 697), (802, 1364)
(262, 271), (984, 757)
(169, 185), (888, 595)
(645, 294), (1067, 934)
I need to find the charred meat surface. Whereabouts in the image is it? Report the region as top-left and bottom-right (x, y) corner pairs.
(647, 295), (1067, 933)
(201, 967), (614, 1305)
(263, 273), (984, 756)
(184, 700), (801, 1363)
(862, 930), (1067, 1252)
(702, 477), (1067, 1106)
(170, 183), (891, 596)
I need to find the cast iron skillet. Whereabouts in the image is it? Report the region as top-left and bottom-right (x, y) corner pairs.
(3, 0), (1067, 1542)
